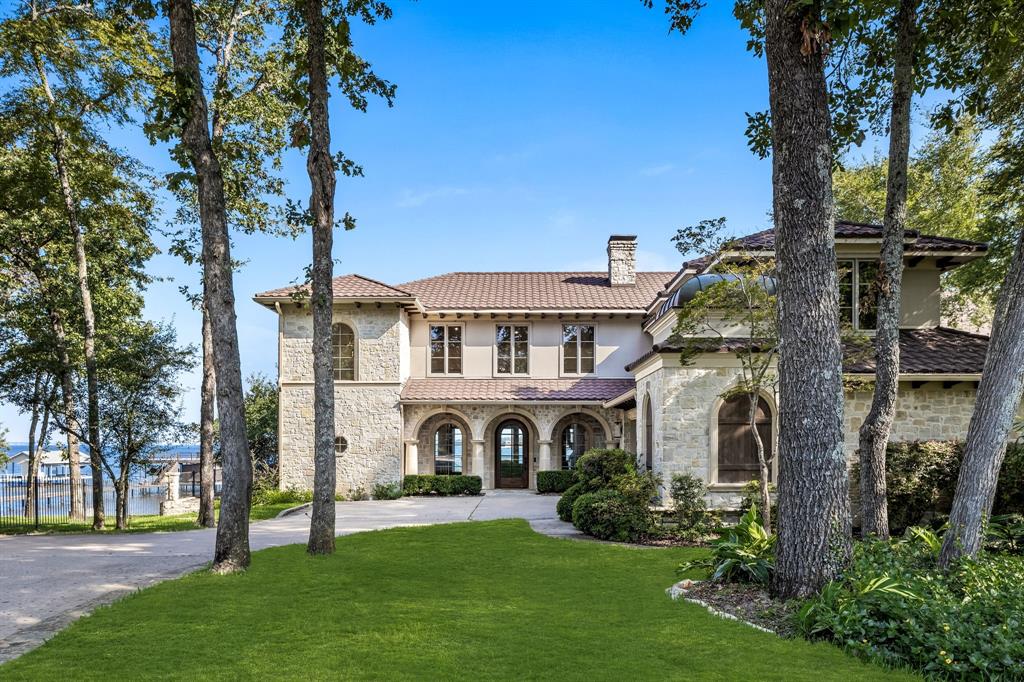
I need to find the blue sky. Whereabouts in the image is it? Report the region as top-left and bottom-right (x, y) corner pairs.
(2, 1), (888, 442)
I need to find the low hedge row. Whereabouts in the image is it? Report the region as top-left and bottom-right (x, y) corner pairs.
(536, 470), (575, 493)
(402, 474), (482, 496)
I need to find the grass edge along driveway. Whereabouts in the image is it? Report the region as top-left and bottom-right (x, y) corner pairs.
(1, 520), (917, 681)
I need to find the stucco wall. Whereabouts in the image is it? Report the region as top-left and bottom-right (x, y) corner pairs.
(407, 317), (646, 379)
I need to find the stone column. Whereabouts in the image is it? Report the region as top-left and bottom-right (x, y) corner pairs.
(536, 438), (552, 471)
(166, 468), (181, 501)
(472, 440), (486, 487)
(404, 440), (418, 476)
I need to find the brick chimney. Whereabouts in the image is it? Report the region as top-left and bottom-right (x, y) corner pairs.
(607, 235), (637, 286)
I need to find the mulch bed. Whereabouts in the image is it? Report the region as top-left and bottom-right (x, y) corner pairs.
(682, 582), (799, 637)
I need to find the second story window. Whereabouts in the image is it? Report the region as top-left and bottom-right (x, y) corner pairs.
(838, 260), (879, 331)
(562, 324), (595, 374)
(496, 324), (529, 375)
(332, 323), (356, 380)
(429, 324), (462, 374)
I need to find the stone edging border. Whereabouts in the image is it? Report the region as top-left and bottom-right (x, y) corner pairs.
(276, 502), (312, 519)
(665, 580), (777, 635)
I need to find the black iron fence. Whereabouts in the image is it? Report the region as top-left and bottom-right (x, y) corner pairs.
(0, 472), (220, 531)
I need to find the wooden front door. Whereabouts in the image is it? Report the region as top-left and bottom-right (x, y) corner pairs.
(495, 420), (529, 488)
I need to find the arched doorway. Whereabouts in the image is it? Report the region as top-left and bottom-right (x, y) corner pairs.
(716, 393), (773, 484)
(495, 419), (529, 488)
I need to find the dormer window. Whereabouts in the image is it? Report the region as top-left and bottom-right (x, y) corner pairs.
(838, 260), (879, 331)
(496, 324), (529, 375)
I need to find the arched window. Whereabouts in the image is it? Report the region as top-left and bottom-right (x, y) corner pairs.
(717, 394), (773, 484)
(643, 394), (653, 472)
(433, 423), (463, 475)
(559, 422), (589, 470)
(332, 323), (355, 380)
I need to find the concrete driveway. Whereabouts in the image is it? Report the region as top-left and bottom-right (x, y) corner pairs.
(0, 490), (567, 663)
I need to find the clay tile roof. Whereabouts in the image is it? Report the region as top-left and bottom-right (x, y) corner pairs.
(255, 274), (414, 300)
(394, 272), (674, 311)
(727, 222), (987, 253)
(844, 327), (990, 375)
(625, 327), (989, 375)
(400, 377), (637, 403)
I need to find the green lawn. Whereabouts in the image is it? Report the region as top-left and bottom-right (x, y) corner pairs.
(0, 501), (300, 535)
(1, 520), (915, 681)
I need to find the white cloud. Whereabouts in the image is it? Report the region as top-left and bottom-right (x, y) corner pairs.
(639, 163), (675, 177)
(396, 186), (470, 208)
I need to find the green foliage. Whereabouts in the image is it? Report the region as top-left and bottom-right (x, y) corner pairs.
(669, 474), (714, 541)
(678, 505), (775, 584)
(371, 482), (402, 500)
(0, 426), (8, 468)
(795, 534), (1024, 679)
(536, 470), (575, 494)
(986, 514), (1024, 555)
(252, 486), (312, 507)
(574, 448), (633, 488)
(556, 481), (587, 522)
(571, 489), (651, 543)
(738, 479), (777, 522)
(401, 475), (482, 497)
(348, 486), (370, 502)
(858, 440), (1024, 532)
(243, 373), (279, 471)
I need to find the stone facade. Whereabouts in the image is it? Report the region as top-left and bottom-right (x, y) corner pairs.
(278, 303), (404, 494)
(403, 403), (623, 489)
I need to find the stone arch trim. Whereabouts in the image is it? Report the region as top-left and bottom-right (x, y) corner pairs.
(550, 411), (609, 470)
(545, 407), (614, 444)
(415, 411), (473, 477)
(409, 406), (478, 442)
(707, 385), (779, 486)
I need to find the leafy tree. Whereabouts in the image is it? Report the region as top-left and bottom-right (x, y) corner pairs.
(672, 218), (779, 532)
(835, 122), (1003, 329)
(0, 0), (160, 529)
(243, 374), (279, 478)
(95, 322), (195, 529)
(164, 0), (254, 572)
(0, 425), (9, 469)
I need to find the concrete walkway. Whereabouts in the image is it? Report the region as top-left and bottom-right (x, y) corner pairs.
(0, 491), (571, 663)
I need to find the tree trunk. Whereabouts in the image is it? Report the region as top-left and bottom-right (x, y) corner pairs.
(32, 48), (105, 530)
(749, 393), (772, 533)
(305, 0), (338, 556)
(939, 226), (1024, 566)
(198, 301), (217, 528)
(115, 475), (129, 530)
(48, 308), (85, 521)
(858, 0), (918, 541)
(167, 0), (252, 572)
(764, 0), (851, 599)
(24, 373), (42, 519)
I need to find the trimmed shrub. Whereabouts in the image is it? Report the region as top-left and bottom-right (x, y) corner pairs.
(669, 473), (714, 541)
(571, 489), (650, 542)
(371, 482), (403, 500)
(401, 474), (482, 497)
(557, 482), (587, 522)
(252, 487), (312, 506)
(537, 470), (575, 493)
(574, 448), (632, 487)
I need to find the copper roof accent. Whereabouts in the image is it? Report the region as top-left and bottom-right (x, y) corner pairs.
(624, 327), (989, 376)
(255, 274), (414, 300)
(400, 377), (637, 403)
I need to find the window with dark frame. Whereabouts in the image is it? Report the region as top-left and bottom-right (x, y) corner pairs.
(716, 394), (772, 484)
(334, 436), (348, 455)
(496, 324), (529, 374)
(429, 324), (463, 374)
(836, 259), (879, 331)
(433, 423), (463, 475)
(562, 324), (595, 374)
(560, 422), (589, 470)
(331, 323), (355, 380)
